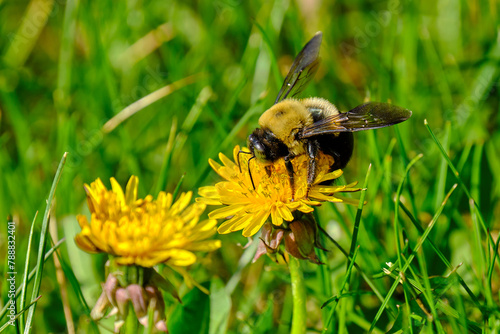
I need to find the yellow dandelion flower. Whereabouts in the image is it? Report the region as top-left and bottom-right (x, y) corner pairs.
(197, 145), (360, 237)
(75, 176), (221, 268)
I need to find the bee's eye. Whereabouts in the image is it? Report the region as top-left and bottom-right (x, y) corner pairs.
(254, 146), (267, 161)
(252, 141), (267, 161)
(248, 133), (270, 163)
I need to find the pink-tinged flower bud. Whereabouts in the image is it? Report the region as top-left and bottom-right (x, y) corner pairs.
(128, 284), (148, 321)
(113, 287), (130, 332)
(90, 290), (111, 320)
(103, 273), (119, 307)
(284, 218), (323, 264)
(253, 222), (285, 263)
(89, 268), (173, 332)
(115, 287), (130, 316)
(155, 320), (168, 333)
(145, 286), (168, 332)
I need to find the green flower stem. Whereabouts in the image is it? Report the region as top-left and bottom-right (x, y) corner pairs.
(124, 304), (139, 334)
(289, 256), (306, 334)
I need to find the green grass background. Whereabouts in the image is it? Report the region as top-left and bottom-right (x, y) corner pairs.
(1, 0), (499, 333)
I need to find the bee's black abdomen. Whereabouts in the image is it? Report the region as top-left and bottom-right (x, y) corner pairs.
(308, 107), (354, 171)
(317, 132), (354, 171)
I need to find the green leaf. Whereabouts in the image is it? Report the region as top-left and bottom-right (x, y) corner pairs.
(168, 283), (210, 334)
(253, 298), (274, 334)
(209, 278), (231, 334)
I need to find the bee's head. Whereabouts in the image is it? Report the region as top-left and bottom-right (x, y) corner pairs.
(248, 128), (288, 164)
(240, 128), (289, 190)
(248, 129), (271, 164)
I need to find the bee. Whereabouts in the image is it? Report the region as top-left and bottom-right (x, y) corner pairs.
(244, 31), (412, 198)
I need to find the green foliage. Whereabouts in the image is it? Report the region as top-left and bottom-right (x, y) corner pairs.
(1, 0), (499, 333)
(168, 283), (210, 334)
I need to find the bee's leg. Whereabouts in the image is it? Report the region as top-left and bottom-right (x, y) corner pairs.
(306, 140), (320, 197)
(284, 155), (295, 200)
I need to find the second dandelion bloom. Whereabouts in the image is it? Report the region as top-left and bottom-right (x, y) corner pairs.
(197, 145), (360, 238)
(75, 176), (221, 332)
(76, 176), (221, 267)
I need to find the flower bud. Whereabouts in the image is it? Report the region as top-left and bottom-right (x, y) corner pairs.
(128, 284), (148, 322)
(89, 267), (170, 333)
(253, 222), (285, 263)
(284, 217), (323, 264)
(145, 286), (168, 332)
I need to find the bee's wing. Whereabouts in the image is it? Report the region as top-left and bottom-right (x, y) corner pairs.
(300, 102), (412, 138)
(275, 32), (322, 104)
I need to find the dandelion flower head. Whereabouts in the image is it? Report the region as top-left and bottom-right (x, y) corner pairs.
(197, 145), (359, 237)
(76, 176), (221, 267)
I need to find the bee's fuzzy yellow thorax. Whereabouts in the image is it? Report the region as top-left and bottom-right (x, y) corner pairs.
(301, 97), (339, 117)
(258, 99), (313, 156)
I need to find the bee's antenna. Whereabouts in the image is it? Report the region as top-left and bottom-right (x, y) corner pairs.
(247, 155), (256, 190)
(237, 150), (253, 173)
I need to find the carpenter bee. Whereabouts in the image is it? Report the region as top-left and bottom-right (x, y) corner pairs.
(244, 31), (412, 198)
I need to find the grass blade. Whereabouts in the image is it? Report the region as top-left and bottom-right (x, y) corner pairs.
(18, 212), (37, 332)
(23, 153), (67, 334)
(424, 120), (499, 267)
(346, 163), (371, 270)
(0, 297), (41, 333)
(0, 239), (65, 322)
(369, 183), (458, 333)
(103, 74), (202, 133)
(322, 246), (360, 334)
(399, 203), (483, 310)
